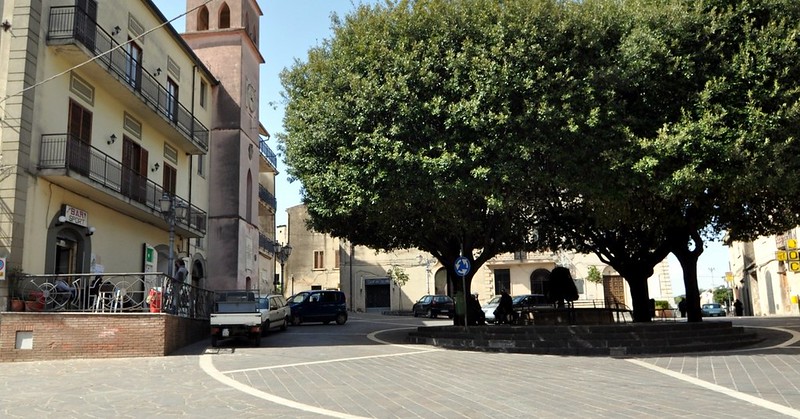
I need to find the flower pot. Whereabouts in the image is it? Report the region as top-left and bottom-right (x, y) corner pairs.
(25, 300), (44, 312)
(10, 299), (25, 311)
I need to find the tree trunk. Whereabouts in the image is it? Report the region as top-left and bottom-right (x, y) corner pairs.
(670, 230), (704, 322)
(672, 245), (703, 322)
(625, 273), (652, 322)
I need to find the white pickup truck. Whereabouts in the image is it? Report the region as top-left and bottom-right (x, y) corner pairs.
(210, 290), (267, 347)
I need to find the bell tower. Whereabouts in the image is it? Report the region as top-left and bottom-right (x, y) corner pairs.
(182, 0), (265, 291)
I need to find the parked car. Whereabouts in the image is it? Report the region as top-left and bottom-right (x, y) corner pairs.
(257, 294), (291, 335)
(288, 290), (348, 325)
(701, 303), (727, 317)
(412, 295), (455, 318)
(481, 296), (502, 323)
(512, 294), (552, 311)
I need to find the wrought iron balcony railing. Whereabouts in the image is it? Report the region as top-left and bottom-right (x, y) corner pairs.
(259, 139), (277, 168)
(46, 6), (209, 153)
(8, 272), (214, 319)
(39, 133), (207, 234)
(259, 232), (276, 254)
(258, 184), (277, 210)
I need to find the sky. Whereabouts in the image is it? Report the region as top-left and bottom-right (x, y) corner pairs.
(150, 0), (732, 297)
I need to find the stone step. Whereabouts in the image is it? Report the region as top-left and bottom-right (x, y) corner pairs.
(406, 322), (763, 356)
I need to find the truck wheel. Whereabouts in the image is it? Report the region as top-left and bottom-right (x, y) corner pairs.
(211, 335), (218, 347)
(292, 315), (302, 326)
(335, 313), (347, 325)
(254, 333), (261, 347)
(261, 321), (269, 336)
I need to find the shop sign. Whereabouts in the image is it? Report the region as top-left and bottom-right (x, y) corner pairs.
(64, 205), (88, 227)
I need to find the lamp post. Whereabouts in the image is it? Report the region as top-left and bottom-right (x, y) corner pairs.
(275, 242), (292, 295)
(418, 255), (433, 295)
(159, 193), (187, 278)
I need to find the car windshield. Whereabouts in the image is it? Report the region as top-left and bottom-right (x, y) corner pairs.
(485, 296), (501, 305)
(703, 304), (720, 309)
(288, 293), (308, 304)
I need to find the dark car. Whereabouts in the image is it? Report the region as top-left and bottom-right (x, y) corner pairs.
(412, 295), (455, 318)
(287, 290), (348, 325)
(510, 294), (553, 322)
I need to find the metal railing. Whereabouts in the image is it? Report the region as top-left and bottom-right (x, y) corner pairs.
(39, 133), (207, 234)
(46, 6), (209, 152)
(258, 184), (277, 210)
(259, 139), (277, 168)
(7, 273), (215, 319)
(259, 232), (276, 254)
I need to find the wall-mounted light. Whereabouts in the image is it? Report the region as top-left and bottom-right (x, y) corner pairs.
(151, 162), (160, 172)
(56, 215), (67, 226)
(85, 226), (96, 237)
(153, 68), (162, 77)
(107, 134), (117, 145)
(111, 25), (121, 36)
(1, 20), (11, 32)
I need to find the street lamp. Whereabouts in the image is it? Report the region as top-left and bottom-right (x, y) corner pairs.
(159, 192), (187, 278)
(275, 242), (292, 295)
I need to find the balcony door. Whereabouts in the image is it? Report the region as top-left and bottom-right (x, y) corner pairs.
(67, 99), (92, 176)
(121, 136), (148, 204)
(125, 39), (143, 90)
(74, 0), (97, 52)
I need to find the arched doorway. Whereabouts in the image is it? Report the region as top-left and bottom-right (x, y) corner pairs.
(433, 268), (450, 296)
(529, 268), (550, 295)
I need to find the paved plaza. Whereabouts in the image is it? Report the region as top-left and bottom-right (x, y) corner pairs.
(2, 314), (800, 418)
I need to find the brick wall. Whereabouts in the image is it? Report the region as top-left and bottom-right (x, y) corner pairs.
(0, 313), (209, 363)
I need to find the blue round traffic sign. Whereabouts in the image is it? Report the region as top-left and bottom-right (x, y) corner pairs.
(454, 257), (471, 277)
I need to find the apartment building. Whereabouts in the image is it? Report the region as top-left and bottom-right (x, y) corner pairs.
(0, 0), (216, 308)
(729, 231), (800, 316)
(283, 204), (674, 312)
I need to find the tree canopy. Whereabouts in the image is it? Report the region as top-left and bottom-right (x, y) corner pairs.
(280, 0), (800, 322)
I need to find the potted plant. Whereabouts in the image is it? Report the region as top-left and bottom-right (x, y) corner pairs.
(7, 266), (27, 311)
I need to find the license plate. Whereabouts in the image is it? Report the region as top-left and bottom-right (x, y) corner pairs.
(222, 328), (230, 337)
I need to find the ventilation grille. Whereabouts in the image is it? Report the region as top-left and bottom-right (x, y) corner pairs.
(123, 113), (142, 139)
(128, 14), (144, 41)
(69, 73), (94, 106)
(163, 143), (178, 164)
(167, 57), (181, 82)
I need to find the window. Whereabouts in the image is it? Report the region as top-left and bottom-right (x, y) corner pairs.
(530, 269), (550, 295)
(197, 6), (209, 30)
(67, 99), (92, 176)
(199, 80), (207, 108)
(494, 269), (511, 296)
(513, 251), (527, 261)
(333, 248), (340, 269)
(121, 136), (148, 204)
(197, 153), (205, 177)
(219, 3), (230, 29)
(162, 163), (177, 195)
(125, 39), (142, 89)
(314, 251), (324, 269)
(167, 78), (179, 122)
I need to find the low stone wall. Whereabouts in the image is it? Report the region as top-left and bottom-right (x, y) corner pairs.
(0, 312), (208, 363)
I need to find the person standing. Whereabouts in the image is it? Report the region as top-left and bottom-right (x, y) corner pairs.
(496, 289), (513, 324)
(678, 298), (687, 318)
(175, 259), (189, 283)
(734, 299), (744, 316)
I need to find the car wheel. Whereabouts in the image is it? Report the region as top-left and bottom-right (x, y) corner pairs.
(254, 333), (261, 347)
(261, 321), (269, 336)
(335, 313), (347, 325)
(292, 315), (302, 326)
(211, 335), (218, 347)
(280, 316), (289, 331)
(427, 309), (435, 318)
(413, 310), (418, 318)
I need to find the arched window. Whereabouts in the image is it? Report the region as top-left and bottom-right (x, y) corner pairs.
(530, 268), (550, 295)
(197, 6), (209, 31)
(219, 3), (230, 29)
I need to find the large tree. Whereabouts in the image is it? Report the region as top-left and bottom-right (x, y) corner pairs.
(281, 0), (800, 323)
(281, 0), (568, 303)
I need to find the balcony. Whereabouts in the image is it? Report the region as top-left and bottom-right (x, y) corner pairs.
(46, 6), (209, 154)
(38, 134), (206, 237)
(258, 184), (277, 211)
(259, 139), (278, 172)
(259, 232), (276, 255)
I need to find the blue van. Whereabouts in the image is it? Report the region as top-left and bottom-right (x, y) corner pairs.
(288, 290), (347, 325)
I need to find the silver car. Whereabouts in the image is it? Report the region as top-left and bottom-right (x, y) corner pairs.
(481, 296), (502, 323)
(258, 294), (291, 334)
(701, 303), (727, 317)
